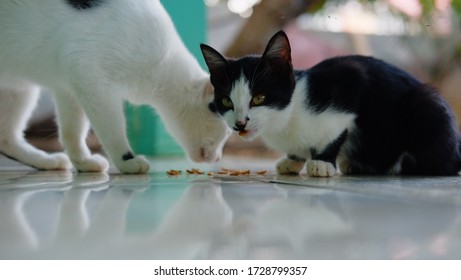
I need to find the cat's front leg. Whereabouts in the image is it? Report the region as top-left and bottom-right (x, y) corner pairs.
(307, 130), (348, 177)
(54, 93), (109, 172)
(67, 90), (149, 174)
(276, 155), (306, 175)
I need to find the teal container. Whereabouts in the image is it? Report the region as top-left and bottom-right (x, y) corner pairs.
(125, 0), (207, 156)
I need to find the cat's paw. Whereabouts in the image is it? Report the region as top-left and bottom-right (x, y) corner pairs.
(116, 155), (150, 174)
(276, 158), (305, 175)
(307, 160), (336, 177)
(38, 153), (72, 170)
(73, 154), (110, 173)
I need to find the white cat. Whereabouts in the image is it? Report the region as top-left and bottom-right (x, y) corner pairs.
(0, 0), (231, 173)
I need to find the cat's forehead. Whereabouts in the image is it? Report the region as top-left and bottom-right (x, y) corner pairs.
(226, 56), (262, 77)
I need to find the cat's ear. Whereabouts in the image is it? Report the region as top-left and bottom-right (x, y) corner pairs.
(261, 31), (292, 65)
(200, 44), (228, 72)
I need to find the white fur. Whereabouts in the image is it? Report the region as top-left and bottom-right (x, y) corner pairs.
(0, 0), (231, 173)
(226, 75), (252, 126)
(276, 157), (305, 174)
(307, 160), (337, 177)
(227, 75), (356, 176)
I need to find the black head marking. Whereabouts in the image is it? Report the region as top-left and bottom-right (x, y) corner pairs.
(66, 0), (104, 10)
(208, 102), (218, 114)
(200, 31), (296, 115)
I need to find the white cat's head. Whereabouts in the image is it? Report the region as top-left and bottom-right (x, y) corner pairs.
(160, 78), (232, 163)
(200, 31), (295, 141)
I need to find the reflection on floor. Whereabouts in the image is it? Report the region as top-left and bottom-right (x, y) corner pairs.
(1, 154), (461, 259)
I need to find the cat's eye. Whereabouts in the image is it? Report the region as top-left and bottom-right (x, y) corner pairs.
(251, 94), (266, 106)
(222, 96), (233, 108)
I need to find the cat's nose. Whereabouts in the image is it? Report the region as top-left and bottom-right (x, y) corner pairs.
(234, 120), (247, 132)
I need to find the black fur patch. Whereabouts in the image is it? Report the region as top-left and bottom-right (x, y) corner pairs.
(304, 55), (461, 175)
(66, 0), (103, 10)
(303, 55), (418, 114)
(122, 152), (134, 161)
(207, 56), (295, 115)
(288, 154), (306, 162)
(311, 130), (348, 167)
(208, 102), (218, 114)
(201, 37), (295, 116)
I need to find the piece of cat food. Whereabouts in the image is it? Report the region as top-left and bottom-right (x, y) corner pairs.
(186, 168), (205, 175)
(218, 168), (251, 176)
(229, 169), (251, 176)
(239, 131), (248, 137)
(167, 169), (182, 176)
(218, 168), (232, 174)
(167, 168), (266, 177)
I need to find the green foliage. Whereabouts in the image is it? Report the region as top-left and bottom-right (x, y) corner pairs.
(420, 0), (436, 15)
(453, 0), (461, 16)
(305, 0), (327, 13)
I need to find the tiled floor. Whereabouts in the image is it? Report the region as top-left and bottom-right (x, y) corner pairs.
(1, 154), (461, 259)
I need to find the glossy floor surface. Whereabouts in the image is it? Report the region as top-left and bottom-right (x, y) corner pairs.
(1, 154), (461, 260)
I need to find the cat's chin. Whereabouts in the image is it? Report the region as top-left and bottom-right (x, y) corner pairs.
(188, 149), (221, 163)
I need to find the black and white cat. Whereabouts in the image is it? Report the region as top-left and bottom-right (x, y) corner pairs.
(201, 31), (461, 177)
(0, 0), (231, 174)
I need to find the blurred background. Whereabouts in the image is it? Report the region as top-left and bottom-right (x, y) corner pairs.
(26, 0), (461, 159)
